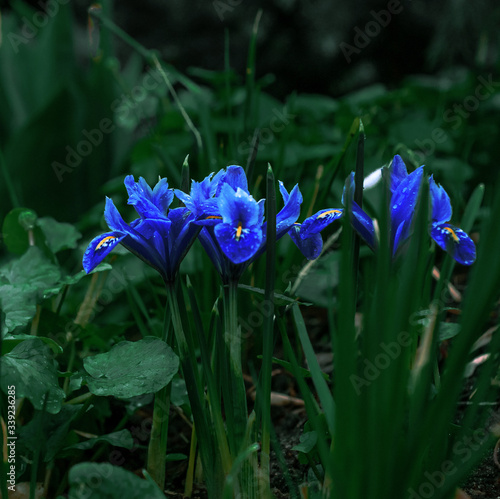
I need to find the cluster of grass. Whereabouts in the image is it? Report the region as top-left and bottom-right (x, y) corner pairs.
(1, 2), (499, 499)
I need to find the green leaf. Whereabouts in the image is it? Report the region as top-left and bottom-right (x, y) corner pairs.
(0, 246), (61, 288)
(64, 429), (134, 451)
(18, 404), (82, 462)
(0, 339), (66, 413)
(0, 246), (61, 332)
(37, 217), (82, 253)
(2, 334), (63, 355)
(0, 284), (37, 333)
(461, 183), (484, 233)
(83, 337), (179, 398)
(237, 283), (312, 306)
(68, 462), (165, 499)
(257, 355), (330, 381)
(438, 322), (461, 341)
(1, 207), (43, 255)
(292, 431), (318, 454)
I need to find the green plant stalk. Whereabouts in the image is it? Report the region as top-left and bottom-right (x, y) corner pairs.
(259, 166), (277, 495)
(184, 278), (231, 473)
(223, 279), (248, 453)
(184, 424), (197, 497)
(147, 303), (173, 489)
(146, 383), (171, 489)
(352, 121), (365, 292)
(243, 9), (263, 134)
(165, 282), (223, 496)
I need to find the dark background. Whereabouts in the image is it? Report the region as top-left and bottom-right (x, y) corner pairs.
(0, 0), (499, 224)
(4, 0), (499, 98)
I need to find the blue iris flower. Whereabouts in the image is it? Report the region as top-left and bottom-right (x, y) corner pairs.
(345, 155), (476, 265)
(285, 184), (344, 259)
(83, 174), (213, 282)
(429, 175), (476, 265)
(194, 165), (304, 282)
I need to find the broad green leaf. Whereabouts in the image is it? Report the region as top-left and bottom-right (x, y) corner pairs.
(64, 429), (134, 452)
(0, 339), (65, 414)
(170, 378), (189, 408)
(68, 463), (165, 499)
(0, 284), (37, 333)
(18, 404), (81, 462)
(0, 246), (61, 288)
(292, 431), (318, 454)
(83, 337), (179, 398)
(1, 207), (45, 255)
(37, 217), (82, 253)
(2, 334), (63, 355)
(0, 246), (61, 333)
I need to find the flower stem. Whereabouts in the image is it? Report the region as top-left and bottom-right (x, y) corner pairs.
(223, 279), (248, 454)
(165, 281), (223, 496)
(259, 165), (277, 496)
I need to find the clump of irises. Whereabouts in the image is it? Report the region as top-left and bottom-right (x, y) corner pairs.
(82, 154), (475, 497)
(84, 155), (475, 279)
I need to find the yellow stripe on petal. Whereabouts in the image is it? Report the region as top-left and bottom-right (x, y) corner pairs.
(206, 215), (222, 219)
(317, 209), (342, 219)
(444, 227), (459, 243)
(95, 235), (117, 250)
(236, 221), (243, 241)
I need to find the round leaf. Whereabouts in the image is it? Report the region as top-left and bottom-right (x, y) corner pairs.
(83, 337), (179, 398)
(68, 462), (165, 499)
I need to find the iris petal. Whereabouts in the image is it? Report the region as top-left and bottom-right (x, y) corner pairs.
(276, 183), (303, 236)
(152, 178), (174, 213)
(392, 220), (406, 256)
(104, 197), (133, 234)
(215, 165), (248, 195)
(429, 175), (452, 224)
(390, 166), (424, 249)
(351, 201), (377, 249)
(214, 223), (263, 264)
(125, 175), (172, 219)
(218, 184), (261, 227)
(132, 218), (172, 240)
(83, 232), (125, 273)
(388, 154), (409, 193)
(288, 224), (323, 260)
(343, 173), (376, 249)
(299, 208), (343, 238)
(431, 223), (476, 265)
